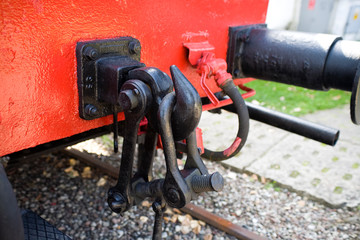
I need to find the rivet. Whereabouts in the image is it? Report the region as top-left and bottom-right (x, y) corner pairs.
(84, 47), (99, 60)
(84, 104), (99, 117)
(128, 41), (141, 54)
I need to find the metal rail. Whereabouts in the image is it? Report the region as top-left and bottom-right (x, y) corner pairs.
(62, 148), (267, 240)
(182, 203), (267, 240)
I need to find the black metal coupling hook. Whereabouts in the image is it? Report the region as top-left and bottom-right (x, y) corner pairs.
(158, 66), (225, 208)
(170, 65), (202, 141)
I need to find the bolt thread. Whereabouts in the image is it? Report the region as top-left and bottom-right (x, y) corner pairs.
(191, 172), (224, 193)
(192, 175), (212, 193)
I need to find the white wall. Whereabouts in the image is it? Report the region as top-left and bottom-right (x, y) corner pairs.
(266, 0), (360, 39)
(266, 0), (301, 30)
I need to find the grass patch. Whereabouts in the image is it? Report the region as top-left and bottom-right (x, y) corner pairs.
(311, 178), (321, 187)
(101, 135), (113, 149)
(333, 186), (343, 194)
(290, 170), (300, 178)
(264, 181), (281, 192)
(343, 174), (353, 180)
(243, 80), (350, 116)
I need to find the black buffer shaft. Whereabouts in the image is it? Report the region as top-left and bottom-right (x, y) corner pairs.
(224, 102), (339, 146)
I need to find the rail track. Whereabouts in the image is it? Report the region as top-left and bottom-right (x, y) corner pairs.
(63, 148), (267, 240)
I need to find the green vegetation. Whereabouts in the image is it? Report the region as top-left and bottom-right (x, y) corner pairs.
(264, 181), (281, 192)
(290, 170), (300, 178)
(302, 161), (310, 166)
(243, 80), (350, 116)
(311, 178), (321, 187)
(101, 135), (113, 149)
(333, 186), (343, 194)
(352, 163), (359, 169)
(270, 164), (280, 169)
(342, 174), (353, 180)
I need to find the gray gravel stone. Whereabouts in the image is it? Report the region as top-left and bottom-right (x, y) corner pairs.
(5, 132), (360, 239)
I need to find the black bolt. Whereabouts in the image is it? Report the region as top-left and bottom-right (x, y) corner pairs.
(128, 41), (141, 55)
(234, 69), (240, 78)
(166, 188), (180, 204)
(107, 191), (127, 214)
(84, 104), (99, 117)
(191, 172), (224, 193)
(118, 89), (139, 111)
(84, 47), (98, 60)
(152, 201), (162, 213)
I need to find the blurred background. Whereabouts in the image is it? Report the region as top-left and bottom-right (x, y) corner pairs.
(266, 0), (360, 40)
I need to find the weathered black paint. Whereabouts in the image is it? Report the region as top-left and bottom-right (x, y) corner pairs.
(227, 25), (360, 124)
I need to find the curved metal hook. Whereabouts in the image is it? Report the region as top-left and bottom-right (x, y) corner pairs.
(170, 65), (202, 141)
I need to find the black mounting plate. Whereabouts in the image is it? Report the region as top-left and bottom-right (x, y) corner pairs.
(226, 24), (266, 78)
(76, 37), (143, 120)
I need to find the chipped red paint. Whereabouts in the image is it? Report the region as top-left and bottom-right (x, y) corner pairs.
(0, 0), (268, 156)
(223, 137), (242, 157)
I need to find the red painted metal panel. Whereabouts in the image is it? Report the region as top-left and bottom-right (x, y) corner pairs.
(0, 0), (268, 156)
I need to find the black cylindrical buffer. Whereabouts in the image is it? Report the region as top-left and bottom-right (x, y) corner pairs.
(227, 25), (360, 124)
(324, 40), (360, 91)
(239, 28), (354, 91)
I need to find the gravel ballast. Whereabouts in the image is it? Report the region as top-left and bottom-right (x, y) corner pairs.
(5, 137), (360, 239)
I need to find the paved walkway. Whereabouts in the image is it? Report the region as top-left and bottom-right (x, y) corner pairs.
(199, 105), (360, 208)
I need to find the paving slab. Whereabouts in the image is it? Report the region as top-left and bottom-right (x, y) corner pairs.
(199, 106), (360, 208)
(199, 111), (289, 169)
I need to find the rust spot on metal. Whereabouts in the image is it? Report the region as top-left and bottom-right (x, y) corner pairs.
(181, 203), (267, 240)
